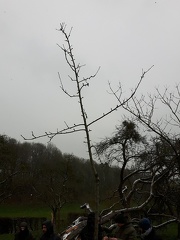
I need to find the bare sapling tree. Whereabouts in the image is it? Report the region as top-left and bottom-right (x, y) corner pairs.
(22, 23), (153, 239)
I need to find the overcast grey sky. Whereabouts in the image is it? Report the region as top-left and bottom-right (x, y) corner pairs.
(1, 0), (180, 158)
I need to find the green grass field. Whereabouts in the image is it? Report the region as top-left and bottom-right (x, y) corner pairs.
(0, 202), (81, 240)
(0, 202), (82, 218)
(0, 204), (50, 218)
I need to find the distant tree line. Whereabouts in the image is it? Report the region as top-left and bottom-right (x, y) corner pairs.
(0, 134), (119, 208)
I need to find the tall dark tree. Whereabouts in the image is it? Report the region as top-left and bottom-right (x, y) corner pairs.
(95, 120), (179, 229)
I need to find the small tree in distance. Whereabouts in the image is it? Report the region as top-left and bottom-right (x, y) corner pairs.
(22, 23), (153, 239)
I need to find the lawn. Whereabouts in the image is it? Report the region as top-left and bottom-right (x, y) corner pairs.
(0, 203), (50, 218)
(0, 202), (81, 240)
(0, 202), (82, 219)
(0, 203), (49, 240)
